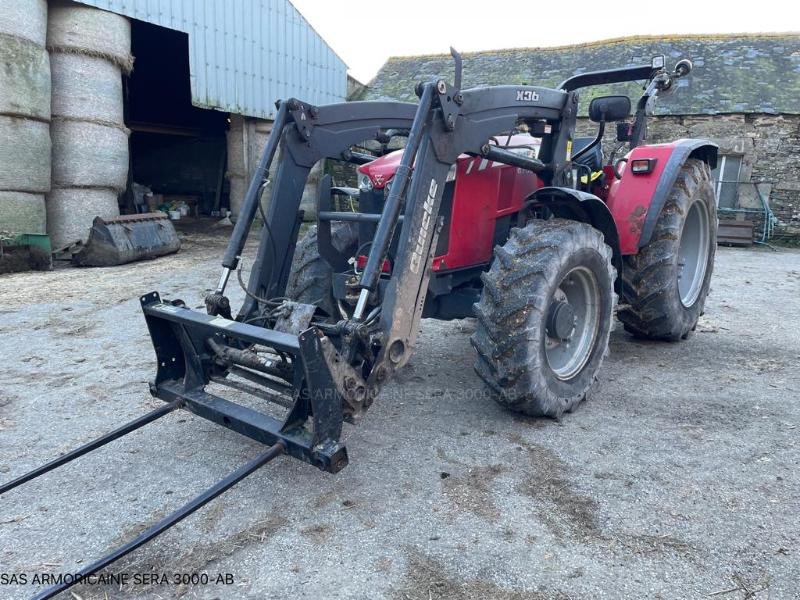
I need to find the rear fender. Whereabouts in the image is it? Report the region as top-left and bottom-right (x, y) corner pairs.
(606, 139), (718, 254)
(525, 187), (622, 290)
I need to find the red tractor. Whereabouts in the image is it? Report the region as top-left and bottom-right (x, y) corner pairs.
(2, 51), (718, 598)
(289, 52), (716, 417)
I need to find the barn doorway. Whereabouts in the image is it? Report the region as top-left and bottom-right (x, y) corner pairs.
(123, 20), (229, 217)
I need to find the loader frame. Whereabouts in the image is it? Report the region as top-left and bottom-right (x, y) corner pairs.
(148, 77), (582, 473)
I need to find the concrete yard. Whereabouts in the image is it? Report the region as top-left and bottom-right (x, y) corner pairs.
(0, 224), (798, 599)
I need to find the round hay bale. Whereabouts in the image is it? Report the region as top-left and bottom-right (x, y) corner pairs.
(0, 33), (51, 120)
(47, 0), (133, 74)
(51, 119), (129, 191)
(0, 115), (50, 193)
(50, 53), (123, 124)
(46, 187), (119, 250)
(0, 0), (47, 46)
(0, 191), (46, 234)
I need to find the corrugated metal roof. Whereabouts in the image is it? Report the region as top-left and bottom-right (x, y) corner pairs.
(77, 0), (347, 119)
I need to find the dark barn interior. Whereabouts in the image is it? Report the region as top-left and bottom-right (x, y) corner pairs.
(123, 20), (229, 215)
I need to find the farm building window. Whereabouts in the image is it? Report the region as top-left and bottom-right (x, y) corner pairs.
(712, 154), (743, 209)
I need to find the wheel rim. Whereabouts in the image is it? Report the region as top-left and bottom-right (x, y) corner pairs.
(678, 199), (710, 307)
(544, 266), (601, 380)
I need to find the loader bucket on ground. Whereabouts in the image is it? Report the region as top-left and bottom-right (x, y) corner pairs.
(71, 212), (181, 267)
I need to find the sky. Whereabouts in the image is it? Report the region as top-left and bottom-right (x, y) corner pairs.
(290, 0), (798, 83)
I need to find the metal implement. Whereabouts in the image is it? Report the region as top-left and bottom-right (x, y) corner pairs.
(29, 444), (285, 600)
(71, 212), (181, 267)
(0, 403), (284, 600)
(0, 402), (179, 496)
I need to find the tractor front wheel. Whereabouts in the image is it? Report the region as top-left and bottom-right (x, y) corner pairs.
(285, 223), (358, 319)
(471, 219), (616, 418)
(617, 158), (716, 340)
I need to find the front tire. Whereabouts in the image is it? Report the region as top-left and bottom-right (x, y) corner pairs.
(285, 223), (357, 319)
(617, 159), (716, 340)
(471, 219), (615, 418)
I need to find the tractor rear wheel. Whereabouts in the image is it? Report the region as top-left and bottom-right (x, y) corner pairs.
(285, 223), (357, 319)
(471, 219), (616, 418)
(617, 159), (716, 341)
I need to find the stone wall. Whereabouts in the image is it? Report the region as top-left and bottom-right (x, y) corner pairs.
(577, 113), (800, 239)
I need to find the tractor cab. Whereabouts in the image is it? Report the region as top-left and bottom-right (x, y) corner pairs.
(572, 94), (632, 194)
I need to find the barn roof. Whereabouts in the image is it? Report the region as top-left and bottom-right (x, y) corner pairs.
(77, 0), (347, 119)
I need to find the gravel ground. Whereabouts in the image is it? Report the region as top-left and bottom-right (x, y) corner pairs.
(0, 222), (798, 600)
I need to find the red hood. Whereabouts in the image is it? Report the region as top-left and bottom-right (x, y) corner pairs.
(356, 134), (541, 189)
(357, 150), (403, 189)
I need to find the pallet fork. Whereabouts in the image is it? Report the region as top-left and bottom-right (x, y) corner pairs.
(2, 49), (618, 598)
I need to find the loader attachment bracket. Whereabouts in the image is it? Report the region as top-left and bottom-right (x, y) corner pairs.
(140, 292), (349, 474)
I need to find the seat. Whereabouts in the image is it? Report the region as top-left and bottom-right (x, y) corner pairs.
(572, 136), (603, 173)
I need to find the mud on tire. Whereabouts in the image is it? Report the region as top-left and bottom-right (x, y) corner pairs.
(471, 219), (616, 418)
(617, 158), (716, 341)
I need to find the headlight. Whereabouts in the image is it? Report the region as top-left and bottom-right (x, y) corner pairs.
(358, 173), (373, 192)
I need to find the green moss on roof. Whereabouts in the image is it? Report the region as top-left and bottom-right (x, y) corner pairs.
(361, 33), (800, 115)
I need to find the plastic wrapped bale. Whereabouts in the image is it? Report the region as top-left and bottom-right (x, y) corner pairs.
(0, 0), (48, 45)
(0, 34), (51, 120)
(46, 187), (119, 250)
(0, 191), (46, 234)
(0, 115), (51, 193)
(50, 53), (123, 124)
(46, 0), (133, 74)
(51, 119), (129, 191)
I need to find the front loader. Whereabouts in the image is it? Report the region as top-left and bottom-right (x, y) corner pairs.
(2, 50), (717, 599)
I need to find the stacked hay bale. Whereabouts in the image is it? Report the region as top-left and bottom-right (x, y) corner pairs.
(46, 0), (133, 250)
(0, 0), (51, 235)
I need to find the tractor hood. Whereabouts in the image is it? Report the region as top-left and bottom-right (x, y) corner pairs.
(357, 134), (542, 189)
(357, 150), (403, 189)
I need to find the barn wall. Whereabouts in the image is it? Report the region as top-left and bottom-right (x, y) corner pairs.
(577, 113), (800, 238)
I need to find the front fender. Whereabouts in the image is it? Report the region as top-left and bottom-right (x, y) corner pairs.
(606, 139), (718, 254)
(525, 187), (622, 286)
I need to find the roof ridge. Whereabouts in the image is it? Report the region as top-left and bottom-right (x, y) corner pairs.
(381, 32), (800, 62)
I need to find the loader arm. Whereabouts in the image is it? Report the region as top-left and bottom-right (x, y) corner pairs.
(138, 76), (578, 479)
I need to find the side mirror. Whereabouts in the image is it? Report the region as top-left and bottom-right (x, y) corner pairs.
(674, 58), (693, 77)
(588, 95), (631, 123)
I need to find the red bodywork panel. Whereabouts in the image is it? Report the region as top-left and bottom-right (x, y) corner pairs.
(358, 136), (542, 272)
(433, 158), (542, 271)
(357, 138), (702, 268)
(605, 142), (685, 255)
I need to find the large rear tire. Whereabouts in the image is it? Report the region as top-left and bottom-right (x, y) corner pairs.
(285, 223), (357, 319)
(617, 159), (716, 341)
(471, 219), (615, 418)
